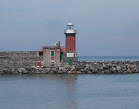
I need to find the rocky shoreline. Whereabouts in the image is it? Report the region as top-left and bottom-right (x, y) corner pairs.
(1, 61), (139, 74)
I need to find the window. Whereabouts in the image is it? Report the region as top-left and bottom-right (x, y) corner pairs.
(39, 51), (43, 56)
(51, 51), (55, 57)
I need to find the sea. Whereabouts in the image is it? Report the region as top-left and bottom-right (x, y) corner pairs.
(0, 56), (139, 109)
(78, 56), (139, 62)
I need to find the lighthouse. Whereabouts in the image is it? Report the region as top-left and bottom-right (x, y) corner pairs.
(65, 22), (76, 52)
(39, 22), (78, 67)
(64, 22), (78, 65)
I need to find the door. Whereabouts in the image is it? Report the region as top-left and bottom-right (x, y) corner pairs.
(68, 59), (72, 66)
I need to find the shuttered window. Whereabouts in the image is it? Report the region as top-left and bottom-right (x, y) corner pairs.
(51, 51), (55, 57)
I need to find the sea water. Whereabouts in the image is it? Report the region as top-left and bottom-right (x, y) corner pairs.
(79, 56), (139, 62)
(0, 74), (139, 109)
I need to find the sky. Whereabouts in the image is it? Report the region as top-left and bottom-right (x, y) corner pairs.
(0, 0), (139, 56)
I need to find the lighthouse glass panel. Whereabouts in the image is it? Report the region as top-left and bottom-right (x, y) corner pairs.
(67, 25), (73, 30)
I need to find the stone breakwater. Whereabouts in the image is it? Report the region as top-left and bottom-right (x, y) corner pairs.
(0, 61), (139, 74)
(0, 51), (139, 74)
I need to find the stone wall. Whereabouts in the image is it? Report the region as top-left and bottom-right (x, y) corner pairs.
(0, 51), (40, 71)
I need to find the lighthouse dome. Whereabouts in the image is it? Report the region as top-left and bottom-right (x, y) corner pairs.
(67, 22), (73, 26)
(64, 22), (76, 34)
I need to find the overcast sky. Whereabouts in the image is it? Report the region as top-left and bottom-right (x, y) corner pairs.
(0, 0), (139, 56)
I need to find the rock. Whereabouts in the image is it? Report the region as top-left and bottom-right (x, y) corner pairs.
(17, 68), (27, 74)
(67, 71), (73, 74)
(0, 59), (139, 74)
(116, 66), (121, 71)
(76, 71), (82, 74)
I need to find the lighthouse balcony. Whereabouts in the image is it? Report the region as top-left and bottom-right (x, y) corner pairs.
(64, 29), (76, 34)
